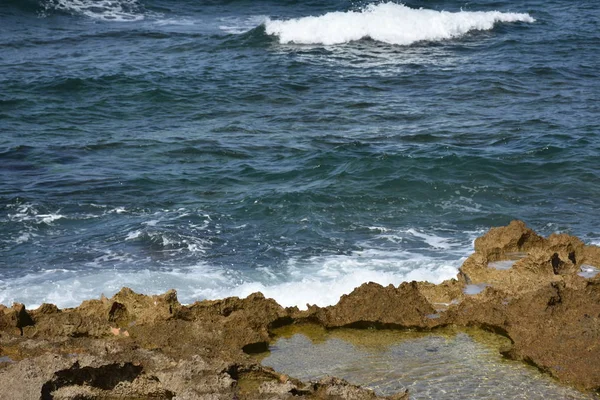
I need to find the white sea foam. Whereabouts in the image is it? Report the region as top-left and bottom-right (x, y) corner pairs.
(0, 248), (464, 310)
(265, 2), (535, 45)
(125, 230), (142, 240)
(121, 229), (210, 255)
(0, 265), (230, 310)
(89, 250), (136, 266)
(368, 226), (391, 233)
(2, 201), (477, 311)
(226, 253), (460, 308)
(439, 196), (483, 214)
(42, 0), (145, 22)
(14, 232), (34, 245)
(8, 204), (64, 225)
(374, 227), (475, 257)
(404, 228), (453, 249)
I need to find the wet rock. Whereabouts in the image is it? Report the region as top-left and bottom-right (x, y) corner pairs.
(231, 364), (407, 400)
(442, 221), (600, 391)
(1, 221), (599, 397)
(313, 376), (408, 400)
(416, 279), (464, 311)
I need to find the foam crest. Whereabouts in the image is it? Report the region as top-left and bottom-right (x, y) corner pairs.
(404, 228), (454, 249)
(265, 2), (535, 45)
(228, 256), (459, 308)
(41, 0), (145, 21)
(0, 249), (462, 310)
(0, 265), (231, 310)
(7, 204), (64, 225)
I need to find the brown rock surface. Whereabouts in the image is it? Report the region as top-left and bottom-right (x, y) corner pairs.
(314, 281), (437, 329)
(0, 220), (599, 398)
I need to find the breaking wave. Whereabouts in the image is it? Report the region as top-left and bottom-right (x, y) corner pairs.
(265, 2), (535, 45)
(0, 249), (463, 310)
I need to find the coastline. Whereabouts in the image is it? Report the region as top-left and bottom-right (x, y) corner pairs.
(1, 220), (599, 399)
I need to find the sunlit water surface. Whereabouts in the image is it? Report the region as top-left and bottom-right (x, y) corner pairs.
(260, 326), (599, 399)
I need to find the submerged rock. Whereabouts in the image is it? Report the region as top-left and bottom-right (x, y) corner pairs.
(0, 220), (599, 398)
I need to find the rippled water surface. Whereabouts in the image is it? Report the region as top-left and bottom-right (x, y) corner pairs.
(1, 0), (599, 308)
(261, 326), (599, 399)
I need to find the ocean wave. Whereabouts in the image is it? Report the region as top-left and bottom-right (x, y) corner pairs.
(124, 229), (210, 254)
(218, 15), (269, 34)
(0, 247), (465, 310)
(7, 203), (65, 225)
(40, 0), (146, 21)
(227, 251), (462, 308)
(265, 2), (535, 45)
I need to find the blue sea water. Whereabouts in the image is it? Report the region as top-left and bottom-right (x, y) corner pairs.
(0, 0), (598, 308)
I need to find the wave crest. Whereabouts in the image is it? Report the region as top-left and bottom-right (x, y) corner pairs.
(265, 2), (535, 45)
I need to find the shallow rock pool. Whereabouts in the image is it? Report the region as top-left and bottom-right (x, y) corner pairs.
(258, 325), (598, 399)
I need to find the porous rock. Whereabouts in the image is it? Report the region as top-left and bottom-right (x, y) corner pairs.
(1, 220), (599, 398)
(315, 281), (436, 328)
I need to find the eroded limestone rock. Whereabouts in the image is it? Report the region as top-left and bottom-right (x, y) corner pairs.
(1, 221), (599, 398)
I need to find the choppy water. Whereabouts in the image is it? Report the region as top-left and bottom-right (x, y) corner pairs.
(1, 0), (599, 308)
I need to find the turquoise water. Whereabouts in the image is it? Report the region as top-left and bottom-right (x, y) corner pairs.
(1, 0), (598, 308)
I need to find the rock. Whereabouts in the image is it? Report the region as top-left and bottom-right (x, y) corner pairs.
(313, 376), (408, 400)
(415, 279), (463, 312)
(317, 281), (436, 328)
(258, 380), (297, 395)
(0, 303), (35, 335)
(35, 303), (60, 315)
(473, 220), (545, 260)
(0, 221), (599, 397)
(0, 354), (74, 400)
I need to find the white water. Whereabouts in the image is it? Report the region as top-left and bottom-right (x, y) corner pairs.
(1, 202), (475, 311)
(265, 3), (535, 45)
(227, 250), (461, 308)
(42, 0), (145, 21)
(0, 247), (463, 310)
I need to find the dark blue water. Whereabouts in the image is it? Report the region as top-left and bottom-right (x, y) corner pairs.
(1, 0), (598, 308)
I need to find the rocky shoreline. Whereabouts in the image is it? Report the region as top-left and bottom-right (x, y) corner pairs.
(1, 221), (600, 399)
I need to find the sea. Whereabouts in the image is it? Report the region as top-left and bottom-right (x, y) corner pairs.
(1, 0), (598, 310)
